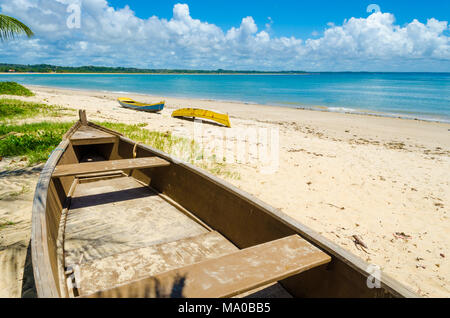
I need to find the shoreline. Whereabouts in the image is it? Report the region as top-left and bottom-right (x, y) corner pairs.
(12, 84), (450, 152)
(2, 72), (449, 74)
(19, 83), (450, 125)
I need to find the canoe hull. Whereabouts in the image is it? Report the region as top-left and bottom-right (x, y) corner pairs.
(118, 101), (165, 112)
(172, 108), (231, 127)
(118, 99), (165, 113)
(31, 113), (417, 298)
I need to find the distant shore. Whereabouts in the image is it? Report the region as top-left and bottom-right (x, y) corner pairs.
(0, 72), (312, 76)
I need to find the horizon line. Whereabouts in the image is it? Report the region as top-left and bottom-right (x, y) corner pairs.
(1, 63), (450, 74)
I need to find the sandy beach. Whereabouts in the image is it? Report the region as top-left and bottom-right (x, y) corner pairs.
(1, 85), (449, 297)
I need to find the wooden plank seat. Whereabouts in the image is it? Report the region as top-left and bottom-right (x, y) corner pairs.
(53, 157), (170, 178)
(69, 125), (117, 146)
(73, 231), (239, 296)
(82, 235), (331, 298)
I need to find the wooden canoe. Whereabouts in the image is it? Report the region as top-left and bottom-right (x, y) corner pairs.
(31, 110), (418, 298)
(172, 108), (231, 127)
(118, 97), (165, 112)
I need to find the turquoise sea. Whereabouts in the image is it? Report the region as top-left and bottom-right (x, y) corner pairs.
(1, 73), (449, 123)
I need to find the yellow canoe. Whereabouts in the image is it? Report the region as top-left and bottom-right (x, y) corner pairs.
(172, 108), (231, 128)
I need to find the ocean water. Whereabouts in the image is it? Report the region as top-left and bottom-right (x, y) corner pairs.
(1, 73), (449, 123)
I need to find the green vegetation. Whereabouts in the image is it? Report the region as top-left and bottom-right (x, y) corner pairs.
(100, 122), (198, 158)
(203, 162), (240, 179)
(0, 98), (75, 165)
(0, 82), (34, 96)
(99, 122), (239, 179)
(0, 63), (307, 74)
(0, 185), (29, 201)
(0, 219), (16, 230)
(0, 14), (34, 41)
(0, 122), (74, 165)
(0, 98), (73, 121)
(0, 99), (238, 178)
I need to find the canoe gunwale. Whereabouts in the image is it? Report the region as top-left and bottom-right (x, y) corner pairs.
(31, 138), (69, 298)
(32, 120), (82, 298)
(124, 136), (418, 298)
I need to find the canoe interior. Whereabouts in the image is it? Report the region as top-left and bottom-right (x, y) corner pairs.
(31, 116), (417, 298)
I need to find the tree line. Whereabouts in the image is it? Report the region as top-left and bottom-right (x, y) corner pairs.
(0, 64), (307, 74)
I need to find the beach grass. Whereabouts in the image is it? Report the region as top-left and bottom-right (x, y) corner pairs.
(200, 162), (240, 179)
(0, 120), (238, 178)
(0, 98), (74, 121)
(0, 220), (16, 230)
(99, 122), (239, 179)
(0, 122), (74, 165)
(0, 82), (34, 97)
(0, 99), (238, 178)
(99, 122), (199, 158)
(0, 185), (30, 201)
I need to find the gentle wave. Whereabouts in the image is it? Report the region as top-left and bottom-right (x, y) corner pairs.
(306, 105), (450, 123)
(1, 73), (449, 123)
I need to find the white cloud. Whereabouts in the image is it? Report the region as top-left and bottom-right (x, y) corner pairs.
(306, 13), (449, 61)
(0, 1), (448, 71)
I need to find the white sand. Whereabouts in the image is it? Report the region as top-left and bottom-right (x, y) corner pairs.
(0, 158), (41, 297)
(0, 85), (449, 297)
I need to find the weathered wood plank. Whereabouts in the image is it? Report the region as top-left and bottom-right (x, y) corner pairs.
(70, 125), (113, 140)
(77, 231), (238, 296)
(78, 110), (87, 124)
(52, 157), (170, 178)
(64, 176), (207, 266)
(69, 124), (117, 145)
(83, 235), (331, 298)
(56, 179), (78, 298)
(31, 139), (70, 298)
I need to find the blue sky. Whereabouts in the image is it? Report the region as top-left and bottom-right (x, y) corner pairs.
(108, 0), (450, 39)
(0, 0), (449, 71)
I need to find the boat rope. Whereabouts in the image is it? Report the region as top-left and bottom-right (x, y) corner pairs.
(133, 142), (141, 159)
